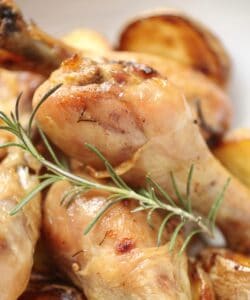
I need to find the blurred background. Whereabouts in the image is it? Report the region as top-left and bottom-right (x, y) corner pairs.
(16, 0), (250, 127)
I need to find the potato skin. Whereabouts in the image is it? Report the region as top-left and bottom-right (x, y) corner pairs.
(118, 11), (230, 87)
(200, 248), (250, 300)
(213, 129), (250, 189)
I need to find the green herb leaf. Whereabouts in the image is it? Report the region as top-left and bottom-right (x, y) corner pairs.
(10, 176), (61, 215)
(169, 220), (186, 252)
(208, 178), (231, 232)
(186, 164), (194, 213)
(157, 212), (175, 247)
(28, 83), (62, 136)
(170, 171), (187, 209)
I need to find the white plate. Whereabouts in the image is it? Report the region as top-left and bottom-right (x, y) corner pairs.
(17, 0), (250, 128)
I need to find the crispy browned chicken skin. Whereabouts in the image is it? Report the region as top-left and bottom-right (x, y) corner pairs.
(34, 56), (250, 253)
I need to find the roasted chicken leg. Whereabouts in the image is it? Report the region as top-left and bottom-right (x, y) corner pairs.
(43, 180), (192, 300)
(0, 144), (41, 300)
(0, 56), (42, 300)
(34, 56), (250, 253)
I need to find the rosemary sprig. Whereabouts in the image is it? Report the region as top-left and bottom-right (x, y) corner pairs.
(0, 86), (230, 252)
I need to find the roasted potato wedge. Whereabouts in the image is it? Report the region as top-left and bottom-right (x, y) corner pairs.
(213, 129), (250, 189)
(62, 29), (111, 54)
(189, 260), (215, 300)
(200, 248), (250, 299)
(118, 11), (230, 87)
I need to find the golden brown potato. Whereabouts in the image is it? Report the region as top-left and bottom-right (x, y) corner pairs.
(213, 129), (250, 189)
(200, 248), (250, 299)
(189, 260), (215, 300)
(62, 29), (111, 54)
(118, 11), (230, 87)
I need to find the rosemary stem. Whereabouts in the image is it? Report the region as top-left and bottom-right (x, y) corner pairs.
(41, 158), (211, 235)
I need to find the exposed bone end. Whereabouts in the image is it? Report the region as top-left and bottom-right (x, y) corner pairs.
(0, 0), (75, 75)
